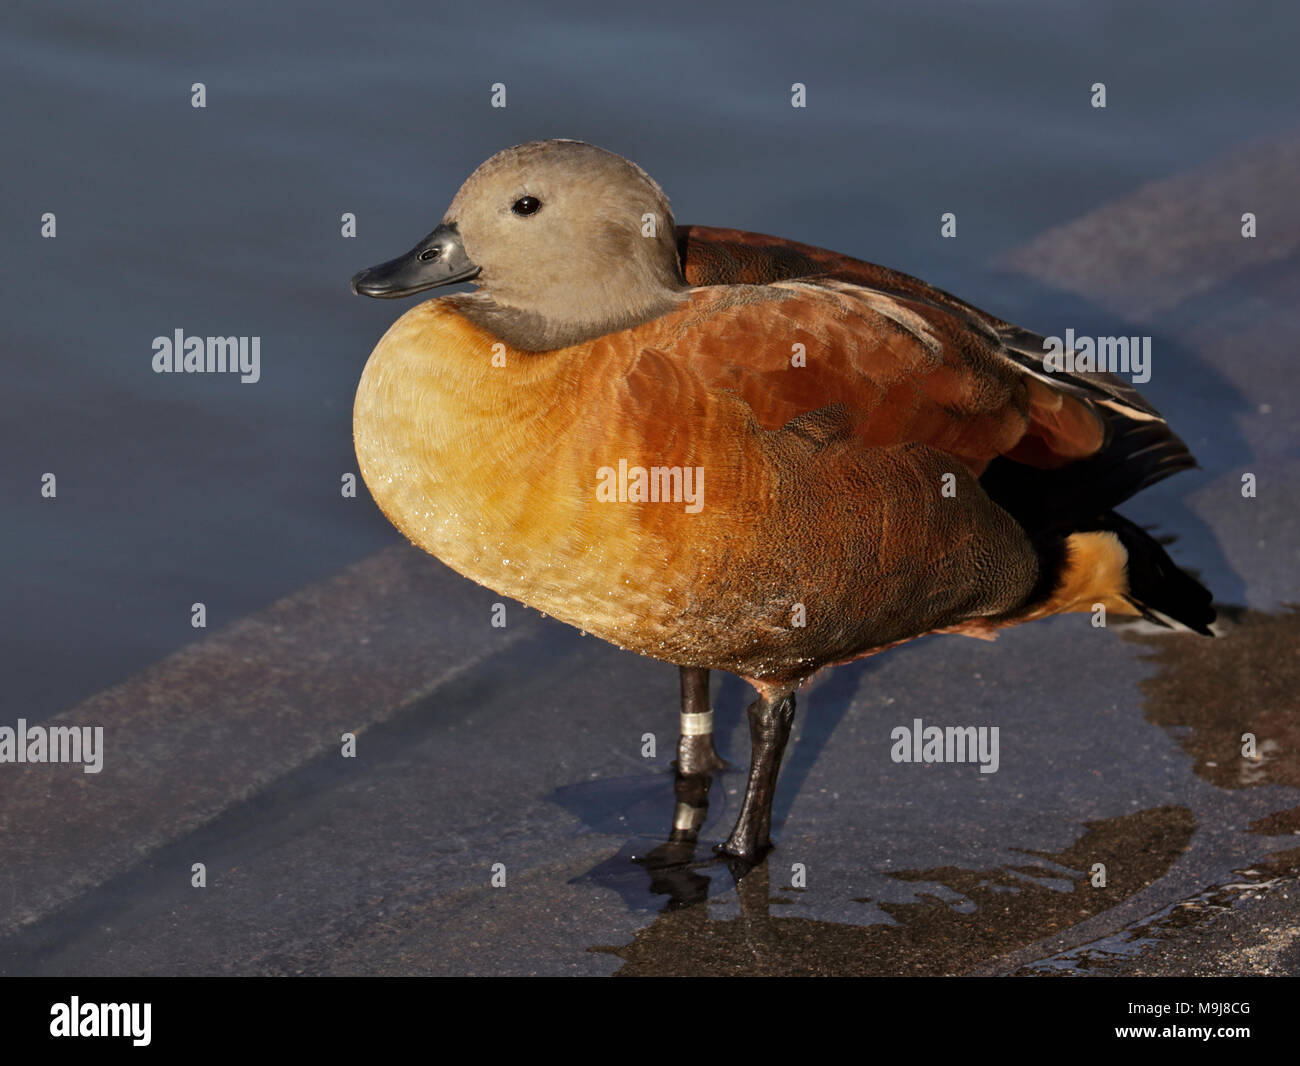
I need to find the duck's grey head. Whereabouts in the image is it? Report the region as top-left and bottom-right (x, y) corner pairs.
(351, 139), (688, 349)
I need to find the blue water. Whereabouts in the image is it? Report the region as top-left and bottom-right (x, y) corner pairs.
(2, 0), (1297, 719)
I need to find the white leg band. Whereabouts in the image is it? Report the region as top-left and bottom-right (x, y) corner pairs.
(674, 802), (704, 831)
(680, 710), (714, 736)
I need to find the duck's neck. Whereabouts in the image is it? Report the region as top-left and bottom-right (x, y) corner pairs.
(457, 282), (688, 352)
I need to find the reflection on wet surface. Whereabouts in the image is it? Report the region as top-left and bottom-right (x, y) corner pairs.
(1131, 606), (1300, 790)
(582, 608), (1300, 975)
(589, 807), (1195, 976)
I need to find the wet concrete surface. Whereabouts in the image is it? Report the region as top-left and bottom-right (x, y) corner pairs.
(2, 137), (1297, 977)
(1014, 864), (1300, 976)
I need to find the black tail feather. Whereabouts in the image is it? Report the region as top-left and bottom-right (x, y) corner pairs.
(981, 415), (1196, 535)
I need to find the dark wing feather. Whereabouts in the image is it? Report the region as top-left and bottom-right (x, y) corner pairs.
(676, 223), (1196, 527)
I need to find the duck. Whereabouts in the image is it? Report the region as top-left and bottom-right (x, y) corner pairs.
(350, 139), (1214, 863)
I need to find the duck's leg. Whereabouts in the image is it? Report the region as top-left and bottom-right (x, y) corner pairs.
(716, 685), (797, 863)
(676, 666), (726, 775)
(668, 767), (714, 844)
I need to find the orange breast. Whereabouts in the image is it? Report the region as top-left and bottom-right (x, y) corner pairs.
(353, 296), (765, 658)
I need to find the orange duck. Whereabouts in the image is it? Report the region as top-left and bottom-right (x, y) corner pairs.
(350, 139), (1214, 862)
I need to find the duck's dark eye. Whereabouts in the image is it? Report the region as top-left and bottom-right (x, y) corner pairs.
(511, 196), (541, 216)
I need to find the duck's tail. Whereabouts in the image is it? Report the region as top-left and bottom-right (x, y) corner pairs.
(1025, 512), (1215, 635)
